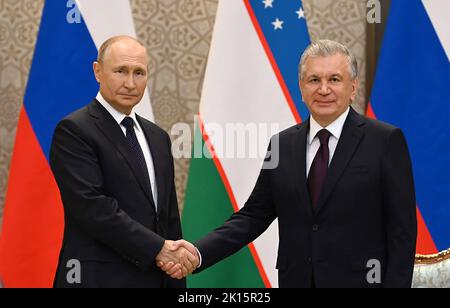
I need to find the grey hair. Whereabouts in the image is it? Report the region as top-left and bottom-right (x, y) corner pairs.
(299, 39), (358, 80)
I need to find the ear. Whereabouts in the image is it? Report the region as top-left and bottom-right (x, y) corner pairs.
(299, 79), (305, 101)
(93, 61), (101, 83)
(350, 78), (359, 102)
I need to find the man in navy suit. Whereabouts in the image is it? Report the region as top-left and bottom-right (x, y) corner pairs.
(161, 40), (417, 288)
(50, 36), (198, 288)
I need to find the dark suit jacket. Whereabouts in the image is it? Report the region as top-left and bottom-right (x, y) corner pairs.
(195, 108), (417, 288)
(50, 100), (185, 288)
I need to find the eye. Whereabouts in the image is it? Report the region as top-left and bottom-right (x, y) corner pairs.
(309, 78), (319, 83)
(330, 77), (341, 83)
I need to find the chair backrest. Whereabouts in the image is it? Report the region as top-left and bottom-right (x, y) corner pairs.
(412, 248), (450, 288)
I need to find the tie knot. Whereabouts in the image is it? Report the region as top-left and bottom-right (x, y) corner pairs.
(316, 129), (331, 145)
(121, 117), (134, 130)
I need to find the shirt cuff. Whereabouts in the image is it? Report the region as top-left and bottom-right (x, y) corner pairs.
(195, 247), (202, 269)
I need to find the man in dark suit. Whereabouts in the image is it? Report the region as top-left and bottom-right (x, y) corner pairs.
(161, 40), (417, 288)
(50, 36), (198, 288)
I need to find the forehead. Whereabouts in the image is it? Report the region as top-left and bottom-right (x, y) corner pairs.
(104, 41), (148, 68)
(303, 53), (350, 76)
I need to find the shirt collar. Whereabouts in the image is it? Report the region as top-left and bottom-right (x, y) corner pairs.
(308, 107), (350, 145)
(96, 92), (141, 132)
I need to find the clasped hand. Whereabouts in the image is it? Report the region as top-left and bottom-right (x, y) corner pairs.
(155, 240), (199, 279)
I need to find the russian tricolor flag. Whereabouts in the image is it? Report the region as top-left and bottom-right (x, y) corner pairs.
(370, 0), (450, 254)
(0, 0), (153, 288)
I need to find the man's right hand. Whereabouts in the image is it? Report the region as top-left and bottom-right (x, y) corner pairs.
(155, 240), (198, 279)
(156, 240), (199, 279)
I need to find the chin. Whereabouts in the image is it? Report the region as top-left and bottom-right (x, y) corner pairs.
(314, 107), (337, 116)
(118, 100), (139, 108)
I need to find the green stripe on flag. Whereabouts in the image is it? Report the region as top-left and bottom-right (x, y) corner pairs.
(182, 124), (265, 288)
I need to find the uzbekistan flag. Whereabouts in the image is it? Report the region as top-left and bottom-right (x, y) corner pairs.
(0, 0), (153, 288)
(183, 0), (310, 288)
(370, 0), (450, 255)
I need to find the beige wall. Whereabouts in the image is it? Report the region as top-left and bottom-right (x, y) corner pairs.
(0, 0), (367, 228)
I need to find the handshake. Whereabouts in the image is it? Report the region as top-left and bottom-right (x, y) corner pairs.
(155, 240), (199, 280)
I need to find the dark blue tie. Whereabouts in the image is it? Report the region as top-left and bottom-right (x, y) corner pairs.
(308, 129), (331, 208)
(121, 117), (153, 200)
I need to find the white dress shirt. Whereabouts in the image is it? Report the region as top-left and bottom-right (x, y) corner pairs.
(306, 107), (350, 177)
(96, 92), (158, 210)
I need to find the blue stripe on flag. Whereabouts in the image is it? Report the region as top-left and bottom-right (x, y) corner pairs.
(248, 0), (311, 121)
(371, 0), (450, 250)
(24, 0), (99, 160)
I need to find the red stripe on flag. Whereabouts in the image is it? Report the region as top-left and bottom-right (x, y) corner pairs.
(198, 114), (272, 288)
(243, 0), (302, 124)
(0, 108), (64, 288)
(365, 102), (376, 120)
(416, 208), (438, 254)
(366, 102), (438, 254)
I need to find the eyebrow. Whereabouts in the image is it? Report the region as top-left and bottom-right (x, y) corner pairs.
(306, 73), (343, 79)
(114, 65), (146, 71)
(306, 74), (320, 79)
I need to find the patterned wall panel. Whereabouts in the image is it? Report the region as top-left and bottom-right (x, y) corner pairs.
(0, 0), (367, 227)
(131, 0), (218, 211)
(0, 0), (45, 230)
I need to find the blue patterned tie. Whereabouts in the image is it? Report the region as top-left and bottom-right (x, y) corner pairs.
(121, 117), (153, 198)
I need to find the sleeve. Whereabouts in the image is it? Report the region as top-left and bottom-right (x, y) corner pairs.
(195, 141), (277, 272)
(50, 119), (165, 271)
(164, 130), (187, 288)
(381, 128), (418, 288)
(165, 132), (183, 241)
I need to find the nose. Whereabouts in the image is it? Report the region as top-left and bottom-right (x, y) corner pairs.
(318, 81), (330, 95)
(124, 73), (136, 90)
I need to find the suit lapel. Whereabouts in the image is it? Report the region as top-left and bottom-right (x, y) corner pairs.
(292, 119), (314, 217)
(88, 100), (157, 212)
(315, 108), (366, 214)
(137, 115), (166, 215)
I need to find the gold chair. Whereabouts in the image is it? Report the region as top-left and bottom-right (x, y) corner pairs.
(412, 249), (450, 288)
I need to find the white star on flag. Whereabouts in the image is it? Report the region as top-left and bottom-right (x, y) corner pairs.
(272, 18), (284, 30)
(296, 7), (305, 19)
(262, 0), (274, 9)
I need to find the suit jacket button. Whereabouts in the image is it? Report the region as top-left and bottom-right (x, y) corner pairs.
(307, 257), (312, 264)
(312, 224), (319, 232)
